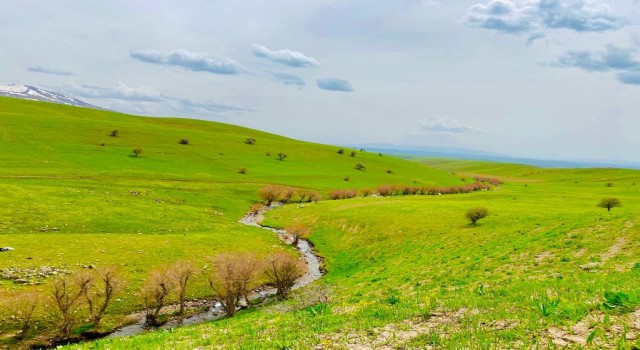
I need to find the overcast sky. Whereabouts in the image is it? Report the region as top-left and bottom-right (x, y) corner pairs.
(2, 0), (640, 162)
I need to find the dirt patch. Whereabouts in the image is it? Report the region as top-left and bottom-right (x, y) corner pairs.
(542, 309), (640, 347)
(535, 251), (553, 263)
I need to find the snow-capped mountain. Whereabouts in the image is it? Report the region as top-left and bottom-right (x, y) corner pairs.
(0, 83), (101, 109)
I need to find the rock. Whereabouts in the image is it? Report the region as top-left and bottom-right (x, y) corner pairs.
(0, 247), (14, 252)
(14, 279), (28, 284)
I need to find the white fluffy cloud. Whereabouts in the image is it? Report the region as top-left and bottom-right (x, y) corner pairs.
(253, 44), (320, 68)
(419, 117), (488, 134)
(131, 49), (244, 75)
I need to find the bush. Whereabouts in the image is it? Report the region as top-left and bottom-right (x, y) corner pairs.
(277, 153), (288, 161)
(132, 148), (142, 157)
(140, 268), (175, 326)
(286, 223), (311, 246)
(350, 151), (356, 157)
(466, 207), (489, 225)
(337, 149), (344, 154)
(329, 189), (357, 200)
(377, 185), (393, 197)
(355, 163), (366, 171)
(259, 185), (282, 206)
(264, 253), (305, 299)
(238, 168), (247, 174)
(245, 138), (256, 145)
(597, 198), (620, 212)
(109, 130), (119, 137)
(209, 253), (260, 316)
(179, 138), (189, 145)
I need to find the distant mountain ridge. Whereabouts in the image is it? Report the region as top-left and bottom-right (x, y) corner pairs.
(0, 83), (101, 109)
(354, 144), (640, 170)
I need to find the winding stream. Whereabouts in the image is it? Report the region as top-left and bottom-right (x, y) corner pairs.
(107, 204), (324, 338)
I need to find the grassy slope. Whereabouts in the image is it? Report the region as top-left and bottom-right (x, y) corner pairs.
(72, 159), (640, 349)
(0, 98), (459, 342)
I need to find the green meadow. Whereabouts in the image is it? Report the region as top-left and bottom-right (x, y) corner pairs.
(1, 98), (639, 349)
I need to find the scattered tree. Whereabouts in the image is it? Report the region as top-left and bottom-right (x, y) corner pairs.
(361, 189), (372, 197)
(286, 223), (311, 246)
(259, 185), (281, 206)
(140, 269), (174, 326)
(279, 187), (296, 204)
(337, 149), (344, 154)
(0, 291), (41, 340)
(79, 267), (124, 330)
(350, 151), (356, 157)
(466, 207), (489, 225)
(245, 138), (256, 145)
(168, 261), (195, 316)
(355, 163), (366, 171)
(264, 253), (305, 299)
(179, 138), (189, 145)
(265, 152), (271, 156)
(51, 275), (84, 337)
(132, 148), (142, 157)
(605, 182), (614, 187)
(238, 168), (247, 174)
(277, 153), (288, 161)
(110, 130), (119, 137)
(598, 198), (621, 212)
(343, 176), (350, 182)
(208, 253), (260, 316)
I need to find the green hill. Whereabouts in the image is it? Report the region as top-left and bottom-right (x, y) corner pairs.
(0, 97), (459, 347)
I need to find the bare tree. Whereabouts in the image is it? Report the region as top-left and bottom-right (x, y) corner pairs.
(79, 267), (124, 330)
(140, 269), (175, 326)
(259, 185), (281, 206)
(168, 261), (195, 316)
(264, 253), (305, 299)
(277, 153), (288, 161)
(598, 198), (621, 212)
(286, 224), (311, 246)
(51, 275), (85, 337)
(466, 207), (489, 225)
(208, 253), (260, 316)
(0, 291), (41, 339)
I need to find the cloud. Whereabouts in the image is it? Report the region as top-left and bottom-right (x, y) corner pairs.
(419, 117), (488, 134)
(130, 49), (244, 75)
(27, 66), (72, 76)
(166, 97), (250, 112)
(316, 78), (354, 92)
(272, 73), (306, 88)
(63, 82), (163, 101)
(553, 45), (640, 85)
(252, 44), (320, 68)
(465, 0), (624, 36)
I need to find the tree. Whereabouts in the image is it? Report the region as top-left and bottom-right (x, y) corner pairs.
(245, 138), (256, 145)
(259, 185), (281, 206)
(179, 138), (189, 145)
(598, 198), (620, 212)
(0, 291), (41, 340)
(110, 129), (119, 137)
(208, 253), (260, 316)
(337, 149), (344, 154)
(168, 261), (195, 316)
(140, 269), (175, 326)
(277, 153), (288, 161)
(79, 267), (124, 330)
(51, 275), (84, 337)
(263, 253), (305, 299)
(132, 148), (142, 157)
(286, 223), (311, 246)
(350, 151), (356, 157)
(466, 207), (489, 225)
(355, 163), (366, 171)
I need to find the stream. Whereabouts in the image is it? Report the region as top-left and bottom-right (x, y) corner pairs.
(106, 204), (324, 339)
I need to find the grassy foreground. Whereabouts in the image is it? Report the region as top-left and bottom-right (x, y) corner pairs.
(0, 97), (459, 347)
(66, 160), (640, 348)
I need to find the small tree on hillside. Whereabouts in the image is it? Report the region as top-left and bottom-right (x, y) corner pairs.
(51, 275), (84, 337)
(110, 130), (119, 137)
(277, 153), (288, 161)
(79, 267), (124, 330)
(140, 269), (175, 326)
(466, 207), (489, 225)
(132, 148), (142, 157)
(286, 223), (311, 246)
(355, 163), (366, 171)
(263, 253), (305, 299)
(259, 185), (281, 206)
(208, 253), (260, 316)
(598, 198), (621, 212)
(168, 261), (195, 317)
(245, 138), (256, 145)
(179, 138), (189, 145)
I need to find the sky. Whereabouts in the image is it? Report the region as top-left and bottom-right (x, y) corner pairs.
(2, 0), (640, 163)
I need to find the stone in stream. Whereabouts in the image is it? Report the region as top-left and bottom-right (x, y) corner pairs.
(0, 247), (14, 252)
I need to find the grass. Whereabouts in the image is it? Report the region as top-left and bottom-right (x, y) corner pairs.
(66, 159), (640, 349)
(0, 97), (459, 346)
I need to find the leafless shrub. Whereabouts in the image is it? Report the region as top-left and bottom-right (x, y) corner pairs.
(208, 253), (260, 316)
(79, 267), (124, 330)
(0, 291), (42, 339)
(264, 253), (305, 299)
(286, 223), (311, 246)
(259, 185), (281, 206)
(51, 275), (84, 337)
(140, 268), (175, 326)
(277, 153), (288, 161)
(168, 261), (195, 316)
